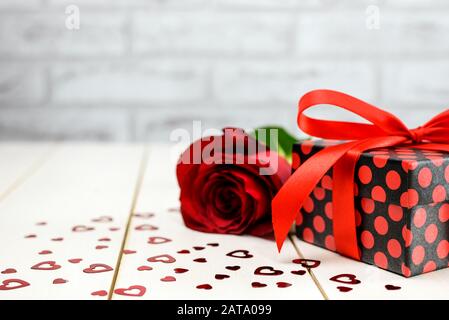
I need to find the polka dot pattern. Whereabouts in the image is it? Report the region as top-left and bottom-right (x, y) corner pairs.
(293, 140), (449, 277)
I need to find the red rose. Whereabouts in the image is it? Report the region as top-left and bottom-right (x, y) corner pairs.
(176, 128), (291, 238)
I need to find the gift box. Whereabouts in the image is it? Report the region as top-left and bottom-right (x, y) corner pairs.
(292, 139), (449, 277)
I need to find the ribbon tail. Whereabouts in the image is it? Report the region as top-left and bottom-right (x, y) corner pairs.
(272, 141), (361, 251)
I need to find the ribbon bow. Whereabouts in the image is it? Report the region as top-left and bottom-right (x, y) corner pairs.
(272, 89), (449, 259)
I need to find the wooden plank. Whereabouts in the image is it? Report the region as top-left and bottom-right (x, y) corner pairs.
(292, 237), (449, 299)
(0, 144), (144, 299)
(0, 143), (54, 202)
(112, 144), (324, 300)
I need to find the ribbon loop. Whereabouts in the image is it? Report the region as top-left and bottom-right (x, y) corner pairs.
(272, 89), (449, 259)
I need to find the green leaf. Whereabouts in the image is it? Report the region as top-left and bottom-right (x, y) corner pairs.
(250, 126), (298, 163)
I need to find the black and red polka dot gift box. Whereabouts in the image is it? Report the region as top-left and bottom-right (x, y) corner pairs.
(292, 139), (449, 277)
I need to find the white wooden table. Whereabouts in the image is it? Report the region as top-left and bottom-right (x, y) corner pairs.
(0, 143), (448, 300)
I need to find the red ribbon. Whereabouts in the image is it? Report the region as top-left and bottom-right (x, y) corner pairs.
(272, 89), (449, 259)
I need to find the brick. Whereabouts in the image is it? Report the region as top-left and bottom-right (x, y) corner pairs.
(133, 104), (300, 142)
(132, 12), (294, 56)
(0, 107), (130, 141)
(50, 61), (208, 103)
(382, 62), (449, 108)
(0, 64), (46, 105)
(212, 61), (376, 105)
(0, 13), (126, 57)
(296, 12), (449, 56)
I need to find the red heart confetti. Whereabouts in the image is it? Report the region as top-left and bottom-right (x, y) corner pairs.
(329, 274), (361, 285)
(196, 284), (212, 290)
(0, 279), (30, 291)
(83, 264), (113, 274)
(31, 261), (61, 271)
(147, 237), (172, 244)
(98, 237), (111, 242)
(133, 212), (155, 219)
(72, 225), (95, 232)
(193, 258), (207, 263)
(114, 285), (146, 297)
(385, 284), (401, 291)
(53, 278), (68, 284)
(68, 258), (82, 264)
(254, 266), (283, 276)
(123, 249), (136, 255)
(276, 282), (292, 288)
(51, 237), (64, 241)
(160, 276), (176, 282)
(226, 250), (253, 259)
(207, 243), (219, 247)
(215, 274), (230, 280)
(292, 259), (321, 269)
(193, 246), (205, 251)
(109, 227), (120, 232)
(337, 286), (353, 292)
(137, 266), (153, 271)
(91, 290), (108, 297)
(95, 245), (108, 250)
(135, 224), (158, 231)
(174, 268), (189, 274)
(91, 216), (113, 223)
(25, 234), (37, 239)
(225, 266), (240, 271)
(177, 250), (190, 254)
(251, 282), (267, 288)
(1, 268), (17, 274)
(291, 270), (306, 276)
(147, 254), (176, 264)
(38, 250), (52, 255)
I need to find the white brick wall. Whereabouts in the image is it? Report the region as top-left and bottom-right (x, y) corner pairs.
(0, 1), (449, 141)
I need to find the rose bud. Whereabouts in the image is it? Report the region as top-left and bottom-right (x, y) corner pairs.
(176, 127), (291, 238)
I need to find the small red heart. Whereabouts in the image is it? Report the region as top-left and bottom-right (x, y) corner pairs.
(133, 212), (155, 219)
(251, 282), (267, 288)
(292, 259), (321, 269)
(91, 216), (113, 223)
(91, 290), (108, 296)
(98, 237), (111, 242)
(68, 258), (82, 264)
(337, 286), (353, 292)
(137, 266), (153, 271)
(123, 249), (136, 255)
(329, 274), (361, 285)
(147, 254), (176, 264)
(25, 234), (37, 239)
(177, 249), (190, 254)
(193, 258), (207, 263)
(226, 266), (240, 271)
(109, 227), (120, 231)
(135, 224), (158, 231)
(36, 222), (47, 226)
(207, 243), (219, 247)
(193, 246), (205, 251)
(276, 282), (292, 288)
(160, 276), (176, 282)
(51, 237), (64, 241)
(196, 284), (212, 290)
(83, 264), (113, 274)
(31, 261), (61, 271)
(114, 285), (146, 297)
(1, 268), (17, 274)
(254, 266), (283, 276)
(385, 284), (401, 291)
(38, 250), (52, 255)
(72, 225), (95, 232)
(174, 268), (189, 274)
(147, 237), (171, 244)
(226, 250), (253, 259)
(215, 274), (230, 280)
(0, 279), (30, 291)
(291, 270), (306, 276)
(53, 278), (68, 284)
(95, 245), (108, 250)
